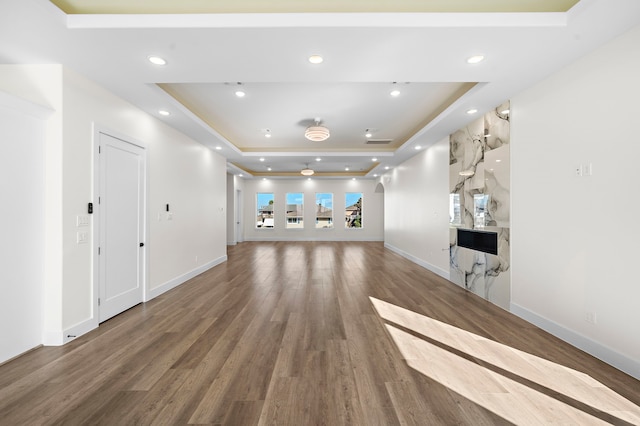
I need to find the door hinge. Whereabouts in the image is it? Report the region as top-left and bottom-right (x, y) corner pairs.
(98, 196), (101, 204)
(98, 298), (101, 306)
(98, 247), (101, 255)
(98, 145), (101, 154)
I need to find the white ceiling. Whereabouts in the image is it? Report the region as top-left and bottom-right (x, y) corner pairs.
(1, 0), (640, 178)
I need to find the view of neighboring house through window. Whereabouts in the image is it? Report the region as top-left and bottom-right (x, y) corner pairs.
(345, 192), (363, 228)
(256, 192), (275, 228)
(315, 192), (333, 229)
(286, 192), (304, 229)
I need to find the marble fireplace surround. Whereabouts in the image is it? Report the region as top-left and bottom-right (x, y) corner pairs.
(449, 102), (510, 310)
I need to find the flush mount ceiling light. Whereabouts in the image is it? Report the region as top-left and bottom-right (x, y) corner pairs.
(467, 55), (485, 64)
(300, 163), (314, 176)
(308, 54), (324, 64)
(390, 82), (401, 97)
(234, 82), (245, 98)
(148, 55), (166, 65)
(304, 119), (330, 141)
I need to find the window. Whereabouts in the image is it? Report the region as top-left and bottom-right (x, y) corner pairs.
(345, 192), (363, 228)
(286, 192), (304, 229)
(256, 192), (274, 228)
(449, 193), (462, 226)
(315, 192), (333, 229)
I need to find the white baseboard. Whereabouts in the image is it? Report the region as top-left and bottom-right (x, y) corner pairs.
(384, 243), (450, 280)
(244, 236), (384, 242)
(146, 255), (227, 301)
(511, 302), (639, 380)
(43, 317), (98, 346)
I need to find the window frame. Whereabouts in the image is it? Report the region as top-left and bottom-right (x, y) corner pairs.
(345, 192), (363, 229)
(285, 192), (304, 230)
(315, 192), (334, 229)
(256, 192), (275, 229)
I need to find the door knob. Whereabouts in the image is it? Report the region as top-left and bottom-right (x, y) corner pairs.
(140, 242), (144, 247)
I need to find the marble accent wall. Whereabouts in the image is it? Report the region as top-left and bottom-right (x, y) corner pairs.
(449, 102), (511, 309)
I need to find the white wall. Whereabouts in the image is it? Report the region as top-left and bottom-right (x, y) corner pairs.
(241, 178), (383, 241)
(0, 90), (51, 363)
(0, 64), (65, 352)
(383, 137), (451, 279)
(0, 65), (228, 351)
(511, 24), (640, 378)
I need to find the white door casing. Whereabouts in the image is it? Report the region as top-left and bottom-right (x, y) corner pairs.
(97, 131), (145, 322)
(236, 189), (243, 243)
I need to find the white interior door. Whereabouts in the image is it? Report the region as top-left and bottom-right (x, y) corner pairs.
(98, 132), (145, 322)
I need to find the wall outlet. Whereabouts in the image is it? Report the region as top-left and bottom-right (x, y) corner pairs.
(76, 231), (88, 244)
(585, 311), (597, 324)
(575, 165), (583, 176)
(76, 215), (90, 227)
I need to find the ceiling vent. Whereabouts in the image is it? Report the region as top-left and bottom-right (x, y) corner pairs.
(365, 139), (392, 145)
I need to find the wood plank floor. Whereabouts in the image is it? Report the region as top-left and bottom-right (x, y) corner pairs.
(1, 241), (638, 425)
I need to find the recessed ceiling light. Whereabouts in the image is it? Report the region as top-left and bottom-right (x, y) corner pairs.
(148, 55), (166, 65)
(365, 129), (373, 138)
(496, 159), (502, 163)
(215, 146), (222, 150)
(265, 134), (271, 138)
(239, 174), (243, 177)
(308, 54), (323, 64)
(345, 167), (350, 171)
(372, 158), (377, 162)
(259, 158), (265, 162)
(390, 90), (400, 97)
(352, 178), (356, 181)
(467, 109), (478, 114)
(467, 55), (485, 64)
(385, 166), (390, 170)
(315, 157), (321, 162)
(235, 90), (246, 98)
(374, 174), (378, 177)
(414, 146), (421, 150)
(158, 110), (170, 116)
(267, 167), (272, 171)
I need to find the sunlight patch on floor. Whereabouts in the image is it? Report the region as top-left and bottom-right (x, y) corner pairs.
(370, 297), (640, 425)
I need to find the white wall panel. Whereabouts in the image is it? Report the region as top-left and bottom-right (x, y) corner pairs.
(511, 24), (640, 377)
(0, 90), (50, 363)
(383, 137), (450, 278)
